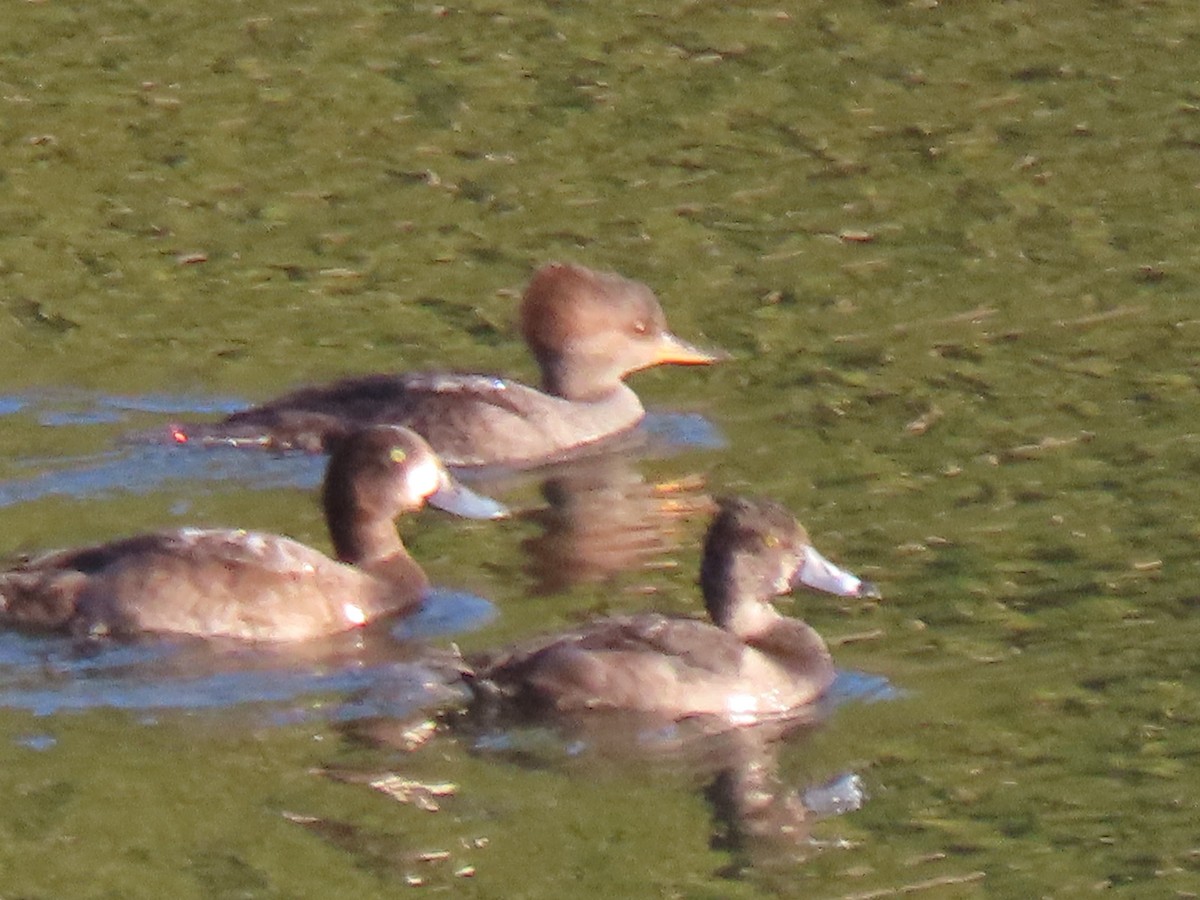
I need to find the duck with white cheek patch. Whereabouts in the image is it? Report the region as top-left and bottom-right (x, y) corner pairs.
(0, 426), (505, 642)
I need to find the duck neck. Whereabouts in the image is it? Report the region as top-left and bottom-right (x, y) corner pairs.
(702, 555), (783, 640)
(328, 517), (429, 596)
(540, 356), (621, 402)
(327, 513), (405, 567)
(359, 551), (430, 599)
(747, 618), (831, 675)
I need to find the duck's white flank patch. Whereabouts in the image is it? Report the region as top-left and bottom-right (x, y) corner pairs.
(725, 692), (760, 724)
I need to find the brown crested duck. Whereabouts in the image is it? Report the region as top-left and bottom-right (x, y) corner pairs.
(172, 263), (725, 466)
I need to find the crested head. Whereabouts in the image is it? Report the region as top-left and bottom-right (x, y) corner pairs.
(518, 262), (723, 400)
(519, 263), (665, 355)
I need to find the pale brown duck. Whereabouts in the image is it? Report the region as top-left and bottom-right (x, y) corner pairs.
(172, 263), (725, 466)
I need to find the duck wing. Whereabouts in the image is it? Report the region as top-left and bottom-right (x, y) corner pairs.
(194, 373), (547, 459)
(1, 529), (363, 639)
(472, 613), (749, 713)
(9, 529), (329, 576)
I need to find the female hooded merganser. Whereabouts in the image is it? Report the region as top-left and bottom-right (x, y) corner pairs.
(467, 496), (879, 723)
(0, 427), (505, 642)
(173, 263), (724, 466)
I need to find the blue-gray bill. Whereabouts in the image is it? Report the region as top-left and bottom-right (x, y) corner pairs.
(794, 547), (880, 599)
(430, 475), (509, 520)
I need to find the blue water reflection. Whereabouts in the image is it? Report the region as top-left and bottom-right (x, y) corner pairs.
(0, 588), (491, 719)
(0, 392), (725, 507)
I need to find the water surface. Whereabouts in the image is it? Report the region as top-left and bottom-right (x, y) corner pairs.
(2, 1), (1200, 897)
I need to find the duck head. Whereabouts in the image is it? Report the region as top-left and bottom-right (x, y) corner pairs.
(322, 426), (506, 566)
(520, 263), (726, 401)
(699, 497), (879, 639)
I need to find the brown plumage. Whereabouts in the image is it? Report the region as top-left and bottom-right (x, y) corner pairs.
(173, 263), (724, 466)
(468, 497), (879, 723)
(0, 427), (504, 642)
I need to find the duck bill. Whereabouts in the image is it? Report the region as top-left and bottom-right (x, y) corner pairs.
(794, 547), (880, 599)
(651, 331), (729, 367)
(430, 473), (509, 520)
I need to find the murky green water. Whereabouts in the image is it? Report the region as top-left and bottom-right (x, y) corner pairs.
(3, 0), (1200, 896)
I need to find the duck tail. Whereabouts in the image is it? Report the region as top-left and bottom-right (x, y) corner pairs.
(0, 571), (82, 632)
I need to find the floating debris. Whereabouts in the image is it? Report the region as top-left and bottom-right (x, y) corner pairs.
(905, 405), (943, 436)
(319, 768), (458, 811)
(999, 431), (1094, 462)
(838, 229), (876, 243)
(370, 774), (458, 811)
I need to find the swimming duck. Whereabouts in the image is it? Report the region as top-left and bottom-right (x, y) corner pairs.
(172, 263), (725, 466)
(467, 496), (879, 722)
(0, 426), (505, 642)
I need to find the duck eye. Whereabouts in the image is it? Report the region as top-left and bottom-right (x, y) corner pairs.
(631, 319), (648, 335)
(389, 447), (407, 465)
(762, 534), (780, 549)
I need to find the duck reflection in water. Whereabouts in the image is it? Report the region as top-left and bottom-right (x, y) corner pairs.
(702, 720), (867, 876)
(514, 449), (716, 596)
(312, 497), (882, 877)
(340, 698), (868, 877)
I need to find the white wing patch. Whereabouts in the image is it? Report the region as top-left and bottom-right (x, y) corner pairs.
(165, 529), (330, 574)
(403, 373), (509, 393)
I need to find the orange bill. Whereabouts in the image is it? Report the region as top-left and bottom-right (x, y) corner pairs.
(652, 331), (730, 366)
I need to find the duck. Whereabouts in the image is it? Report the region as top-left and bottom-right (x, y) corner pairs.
(0, 426), (506, 642)
(466, 496), (879, 723)
(171, 263), (725, 467)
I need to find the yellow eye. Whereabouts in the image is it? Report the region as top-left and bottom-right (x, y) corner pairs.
(763, 534), (780, 548)
(389, 447), (407, 465)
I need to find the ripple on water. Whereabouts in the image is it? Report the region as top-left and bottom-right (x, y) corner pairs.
(0, 390), (329, 508)
(0, 588), (493, 721)
(0, 394), (727, 508)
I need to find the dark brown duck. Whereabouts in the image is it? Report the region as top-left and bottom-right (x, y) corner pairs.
(467, 496), (879, 723)
(0, 426), (505, 642)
